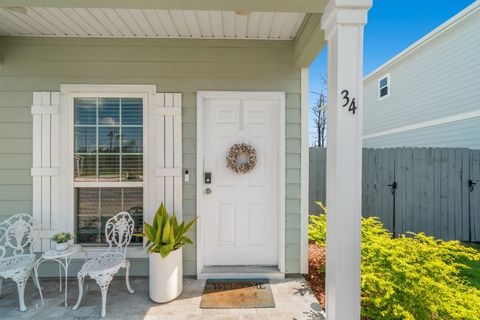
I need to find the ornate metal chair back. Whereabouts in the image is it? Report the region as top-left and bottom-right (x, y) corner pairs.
(0, 214), (34, 259)
(105, 211), (134, 257)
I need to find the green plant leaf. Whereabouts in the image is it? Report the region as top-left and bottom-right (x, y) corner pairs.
(169, 221), (175, 244)
(162, 219), (171, 244)
(155, 215), (164, 244)
(182, 236), (193, 244)
(134, 202), (198, 257)
(175, 222), (186, 243)
(171, 213), (179, 232)
(133, 233), (146, 238)
(159, 244), (174, 258)
(183, 216), (198, 233)
(159, 203), (168, 233)
(144, 223), (156, 242)
(153, 209), (159, 230)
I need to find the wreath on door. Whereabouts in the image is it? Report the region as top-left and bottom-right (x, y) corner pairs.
(226, 143), (257, 174)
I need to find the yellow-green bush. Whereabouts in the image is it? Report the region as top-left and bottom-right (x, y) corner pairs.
(308, 201), (327, 246)
(308, 203), (480, 320)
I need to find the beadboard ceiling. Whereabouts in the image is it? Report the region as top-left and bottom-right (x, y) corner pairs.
(0, 7), (306, 39)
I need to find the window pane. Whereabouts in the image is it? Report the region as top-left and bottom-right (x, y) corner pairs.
(380, 86), (388, 97)
(76, 188), (100, 243)
(124, 188), (143, 213)
(98, 154), (120, 181)
(122, 127), (143, 153)
(124, 188), (143, 244)
(98, 98), (120, 125)
(122, 98), (143, 125)
(74, 98), (97, 125)
(100, 188), (122, 216)
(74, 127), (96, 153)
(76, 187), (143, 244)
(77, 216), (101, 243)
(98, 127), (120, 153)
(77, 188), (99, 215)
(122, 155), (143, 181)
(379, 77), (388, 88)
(74, 155), (97, 181)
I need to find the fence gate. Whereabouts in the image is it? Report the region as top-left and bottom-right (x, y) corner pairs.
(362, 148), (395, 233)
(471, 150), (480, 242)
(392, 148), (470, 241)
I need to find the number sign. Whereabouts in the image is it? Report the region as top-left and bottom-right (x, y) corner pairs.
(341, 90), (357, 115)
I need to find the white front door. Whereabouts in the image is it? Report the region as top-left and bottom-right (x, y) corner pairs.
(199, 92), (284, 267)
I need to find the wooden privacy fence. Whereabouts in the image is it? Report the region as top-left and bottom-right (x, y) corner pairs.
(309, 147), (480, 242)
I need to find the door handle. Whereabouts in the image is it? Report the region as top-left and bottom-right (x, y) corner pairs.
(388, 181), (397, 195)
(469, 179), (477, 192)
(205, 188), (212, 194)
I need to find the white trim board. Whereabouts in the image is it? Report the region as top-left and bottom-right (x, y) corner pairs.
(60, 84), (156, 94)
(300, 68), (309, 274)
(196, 90), (286, 278)
(364, 1), (480, 82)
(363, 109), (480, 140)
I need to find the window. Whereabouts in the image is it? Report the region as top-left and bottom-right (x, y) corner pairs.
(378, 74), (390, 99)
(74, 97), (143, 245)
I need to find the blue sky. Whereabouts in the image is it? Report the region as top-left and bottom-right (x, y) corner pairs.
(308, 0), (476, 141)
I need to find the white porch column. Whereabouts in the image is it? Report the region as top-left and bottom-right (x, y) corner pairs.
(321, 1), (372, 319)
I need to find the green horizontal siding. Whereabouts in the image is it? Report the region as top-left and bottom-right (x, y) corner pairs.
(0, 36), (302, 275)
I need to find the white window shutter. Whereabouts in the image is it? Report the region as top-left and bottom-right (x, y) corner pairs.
(149, 93), (183, 221)
(31, 92), (60, 252)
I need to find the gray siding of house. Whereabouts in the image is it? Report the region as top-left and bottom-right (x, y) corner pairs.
(364, 117), (480, 149)
(363, 8), (480, 148)
(0, 36), (303, 275)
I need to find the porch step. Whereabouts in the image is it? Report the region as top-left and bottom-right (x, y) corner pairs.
(198, 265), (284, 280)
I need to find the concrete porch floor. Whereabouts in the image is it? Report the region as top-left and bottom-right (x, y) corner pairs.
(0, 276), (324, 319)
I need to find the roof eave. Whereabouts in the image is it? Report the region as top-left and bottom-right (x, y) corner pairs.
(0, 0), (328, 13)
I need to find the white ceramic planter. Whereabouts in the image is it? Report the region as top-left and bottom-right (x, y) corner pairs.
(149, 248), (183, 303)
(55, 242), (69, 251)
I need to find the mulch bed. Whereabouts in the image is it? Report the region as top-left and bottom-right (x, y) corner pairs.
(304, 242), (326, 309)
(305, 242), (371, 320)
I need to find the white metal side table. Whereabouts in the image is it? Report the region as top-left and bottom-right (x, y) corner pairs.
(34, 244), (87, 308)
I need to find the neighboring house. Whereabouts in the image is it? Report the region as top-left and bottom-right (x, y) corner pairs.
(363, 1), (480, 149)
(0, 1), (372, 318)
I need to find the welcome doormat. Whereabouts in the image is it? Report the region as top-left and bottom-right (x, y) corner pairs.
(200, 279), (275, 309)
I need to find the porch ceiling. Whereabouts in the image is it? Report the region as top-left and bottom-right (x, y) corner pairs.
(0, 7), (307, 39)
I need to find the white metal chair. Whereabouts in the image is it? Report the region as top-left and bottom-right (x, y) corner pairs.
(72, 211), (135, 318)
(0, 213), (37, 311)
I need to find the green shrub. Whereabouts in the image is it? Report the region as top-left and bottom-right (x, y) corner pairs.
(308, 201), (326, 246)
(309, 202), (480, 320)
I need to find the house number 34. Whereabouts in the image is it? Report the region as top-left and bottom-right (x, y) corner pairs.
(341, 90), (357, 114)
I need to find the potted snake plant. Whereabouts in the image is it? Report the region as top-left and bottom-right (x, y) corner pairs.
(135, 202), (197, 303)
